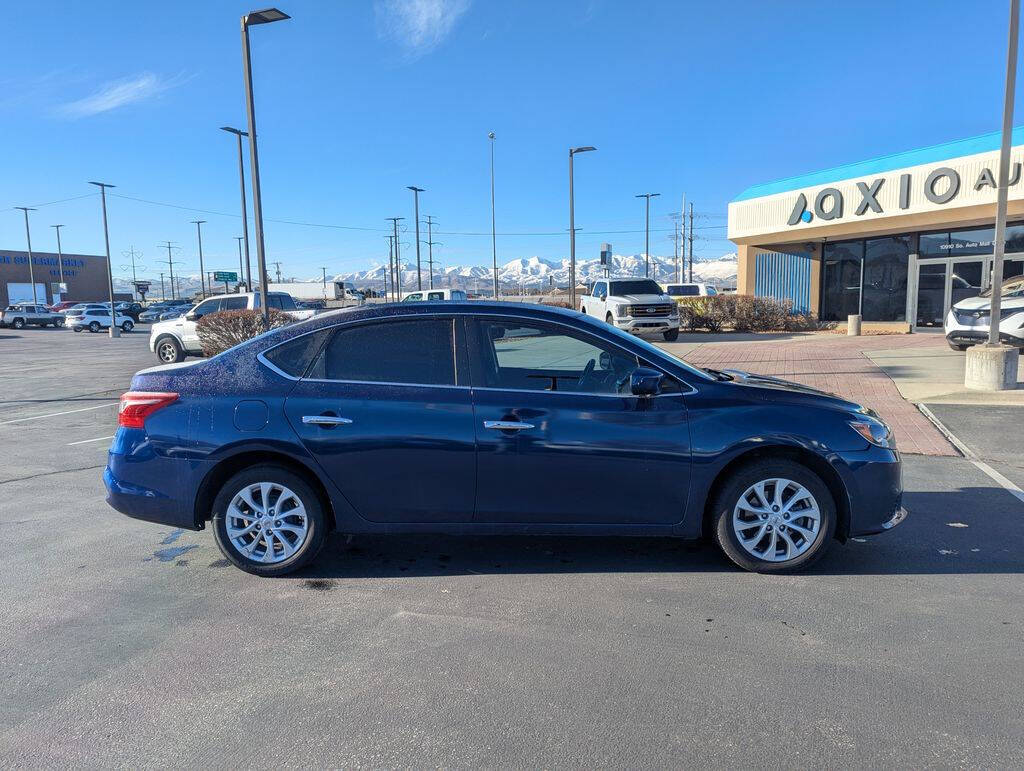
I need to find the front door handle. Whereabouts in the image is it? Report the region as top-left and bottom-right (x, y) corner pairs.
(302, 415), (353, 427)
(483, 420), (534, 431)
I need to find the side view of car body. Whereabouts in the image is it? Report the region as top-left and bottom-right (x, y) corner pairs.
(401, 289), (467, 302)
(0, 304), (64, 329)
(67, 308), (134, 332)
(106, 302), (905, 577)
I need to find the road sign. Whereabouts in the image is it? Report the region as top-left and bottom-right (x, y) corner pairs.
(213, 271), (238, 283)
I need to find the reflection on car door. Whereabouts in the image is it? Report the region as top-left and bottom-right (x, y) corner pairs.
(467, 316), (691, 525)
(283, 316), (477, 523)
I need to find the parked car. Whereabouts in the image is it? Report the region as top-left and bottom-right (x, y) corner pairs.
(295, 299), (326, 310)
(59, 302), (108, 318)
(158, 305), (193, 321)
(663, 282), (718, 297)
(400, 289), (468, 302)
(0, 303), (65, 329)
(115, 302), (144, 321)
(140, 302), (189, 323)
(107, 302), (905, 577)
(580, 278), (681, 341)
(50, 300), (82, 313)
(149, 291), (315, 364)
(67, 308), (135, 333)
(945, 275), (1024, 350)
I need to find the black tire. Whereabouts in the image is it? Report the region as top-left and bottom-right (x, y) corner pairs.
(155, 336), (186, 364)
(711, 459), (837, 573)
(948, 342), (969, 351)
(73, 326), (82, 333)
(211, 465), (328, 577)
(12, 318), (24, 330)
(88, 321), (100, 333)
(121, 320), (134, 333)
(663, 328), (679, 342)
(53, 318), (65, 328)
(606, 312), (614, 325)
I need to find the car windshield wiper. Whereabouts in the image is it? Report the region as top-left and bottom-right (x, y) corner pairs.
(702, 367), (734, 381)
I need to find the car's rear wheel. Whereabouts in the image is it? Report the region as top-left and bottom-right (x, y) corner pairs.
(663, 328), (679, 342)
(88, 321), (100, 333)
(211, 465), (327, 577)
(155, 336), (185, 363)
(73, 326), (82, 333)
(712, 459), (836, 573)
(121, 320), (134, 333)
(948, 342), (969, 351)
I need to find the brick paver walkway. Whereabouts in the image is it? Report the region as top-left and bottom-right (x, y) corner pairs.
(681, 334), (956, 456)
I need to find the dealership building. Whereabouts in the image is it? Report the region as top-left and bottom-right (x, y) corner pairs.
(728, 127), (1024, 329)
(0, 250), (129, 307)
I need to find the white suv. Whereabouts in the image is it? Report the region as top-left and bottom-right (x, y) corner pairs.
(580, 278), (681, 341)
(68, 307), (134, 333)
(945, 275), (1024, 350)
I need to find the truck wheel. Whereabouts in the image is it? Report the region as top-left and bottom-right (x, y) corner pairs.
(12, 318), (25, 330)
(663, 329), (679, 342)
(605, 313), (614, 325)
(155, 336), (186, 364)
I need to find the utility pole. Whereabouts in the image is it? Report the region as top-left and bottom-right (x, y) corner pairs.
(384, 235), (395, 301)
(635, 192), (660, 278)
(423, 215), (438, 289)
(191, 221), (207, 296)
(320, 266), (328, 301)
(14, 207), (38, 306)
(679, 193), (686, 283)
(271, 261), (283, 283)
(51, 224), (66, 294)
(387, 217), (404, 298)
(407, 186), (424, 290)
(160, 241), (179, 299)
(687, 202), (695, 283)
(235, 237), (245, 291)
(122, 246), (140, 294)
(159, 272), (166, 301)
(668, 214), (681, 284)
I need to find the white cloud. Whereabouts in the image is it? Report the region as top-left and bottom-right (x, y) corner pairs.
(58, 71), (189, 119)
(375, 0), (471, 58)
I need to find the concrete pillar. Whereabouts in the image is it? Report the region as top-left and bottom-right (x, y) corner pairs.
(736, 244), (756, 295)
(847, 314), (862, 336)
(965, 344), (1019, 390)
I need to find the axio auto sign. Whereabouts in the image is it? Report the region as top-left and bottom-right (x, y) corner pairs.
(786, 162), (1022, 226)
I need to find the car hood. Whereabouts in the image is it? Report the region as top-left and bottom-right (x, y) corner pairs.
(611, 293), (673, 303)
(719, 369), (867, 412)
(953, 295), (1024, 312)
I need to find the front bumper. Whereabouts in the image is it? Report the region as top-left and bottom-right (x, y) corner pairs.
(835, 446), (906, 538)
(945, 329), (1024, 347)
(612, 316), (680, 334)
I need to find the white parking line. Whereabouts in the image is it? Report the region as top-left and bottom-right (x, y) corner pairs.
(0, 402), (118, 425)
(971, 460), (1024, 505)
(66, 435), (116, 446)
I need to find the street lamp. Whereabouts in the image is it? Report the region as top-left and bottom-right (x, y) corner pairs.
(568, 145), (596, 309)
(635, 192), (660, 278)
(14, 207), (38, 306)
(51, 224), (66, 296)
(489, 131), (498, 299)
(88, 181), (119, 338)
(407, 186), (424, 290)
(220, 127), (253, 292)
(241, 6), (291, 326)
(192, 220), (207, 296)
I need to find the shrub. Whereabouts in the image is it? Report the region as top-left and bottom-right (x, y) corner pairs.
(197, 308), (293, 357)
(676, 295), (818, 333)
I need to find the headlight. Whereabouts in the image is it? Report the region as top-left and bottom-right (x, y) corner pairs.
(850, 419), (895, 449)
(615, 304), (631, 317)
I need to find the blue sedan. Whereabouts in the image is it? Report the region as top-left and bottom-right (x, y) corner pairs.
(105, 302), (906, 576)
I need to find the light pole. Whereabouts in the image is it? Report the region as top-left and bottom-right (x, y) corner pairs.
(51, 224), (66, 296)
(14, 207), (38, 306)
(220, 126), (252, 291)
(235, 236), (245, 291)
(241, 6), (290, 327)
(88, 181), (119, 338)
(387, 217), (404, 298)
(489, 131), (498, 299)
(636, 192), (660, 278)
(568, 145), (596, 309)
(192, 220), (207, 297)
(407, 186), (424, 290)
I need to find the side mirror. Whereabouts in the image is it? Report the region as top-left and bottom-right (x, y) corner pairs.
(630, 367), (664, 397)
(185, 311), (199, 321)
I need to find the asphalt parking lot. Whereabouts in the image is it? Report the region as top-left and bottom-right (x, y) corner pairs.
(1, 327), (1023, 767)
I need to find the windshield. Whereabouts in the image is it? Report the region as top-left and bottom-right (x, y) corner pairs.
(980, 276), (1024, 298)
(666, 285), (699, 296)
(609, 280), (664, 296)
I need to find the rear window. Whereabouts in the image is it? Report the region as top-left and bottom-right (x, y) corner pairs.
(666, 285), (699, 296)
(262, 330), (330, 378)
(609, 280), (663, 295)
(309, 318), (456, 385)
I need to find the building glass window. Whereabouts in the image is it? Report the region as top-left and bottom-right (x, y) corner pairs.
(821, 241), (863, 321)
(861, 236), (909, 322)
(919, 222), (1024, 258)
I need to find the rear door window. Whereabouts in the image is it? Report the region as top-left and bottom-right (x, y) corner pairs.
(309, 318), (456, 385)
(262, 330), (331, 378)
(221, 296), (247, 311)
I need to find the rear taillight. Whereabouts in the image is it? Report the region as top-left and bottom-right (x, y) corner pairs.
(118, 392), (178, 429)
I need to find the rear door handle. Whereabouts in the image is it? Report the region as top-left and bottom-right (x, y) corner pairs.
(483, 420), (534, 431)
(302, 415), (353, 426)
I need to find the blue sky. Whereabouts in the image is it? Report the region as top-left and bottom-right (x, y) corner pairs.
(2, 0), (1021, 281)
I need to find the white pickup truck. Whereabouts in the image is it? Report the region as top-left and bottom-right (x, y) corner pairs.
(579, 278), (681, 341)
(150, 291), (316, 364)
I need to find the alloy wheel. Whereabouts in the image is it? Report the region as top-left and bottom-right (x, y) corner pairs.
(732, 477), (821, 563)
(158, 342), (177, 363)
(226, 482), (309, 564)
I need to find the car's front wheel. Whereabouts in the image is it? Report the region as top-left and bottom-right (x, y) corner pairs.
(121, 320), (134, 333)
(948, 342), (969, 351)
(711, 459), (836, 573)
(155, 336), (185, 364)
(211, 465), (328, 577)
(12, 318), (24, 330)
(88, 321), (100, 333)
(663, 328), (679, 342)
